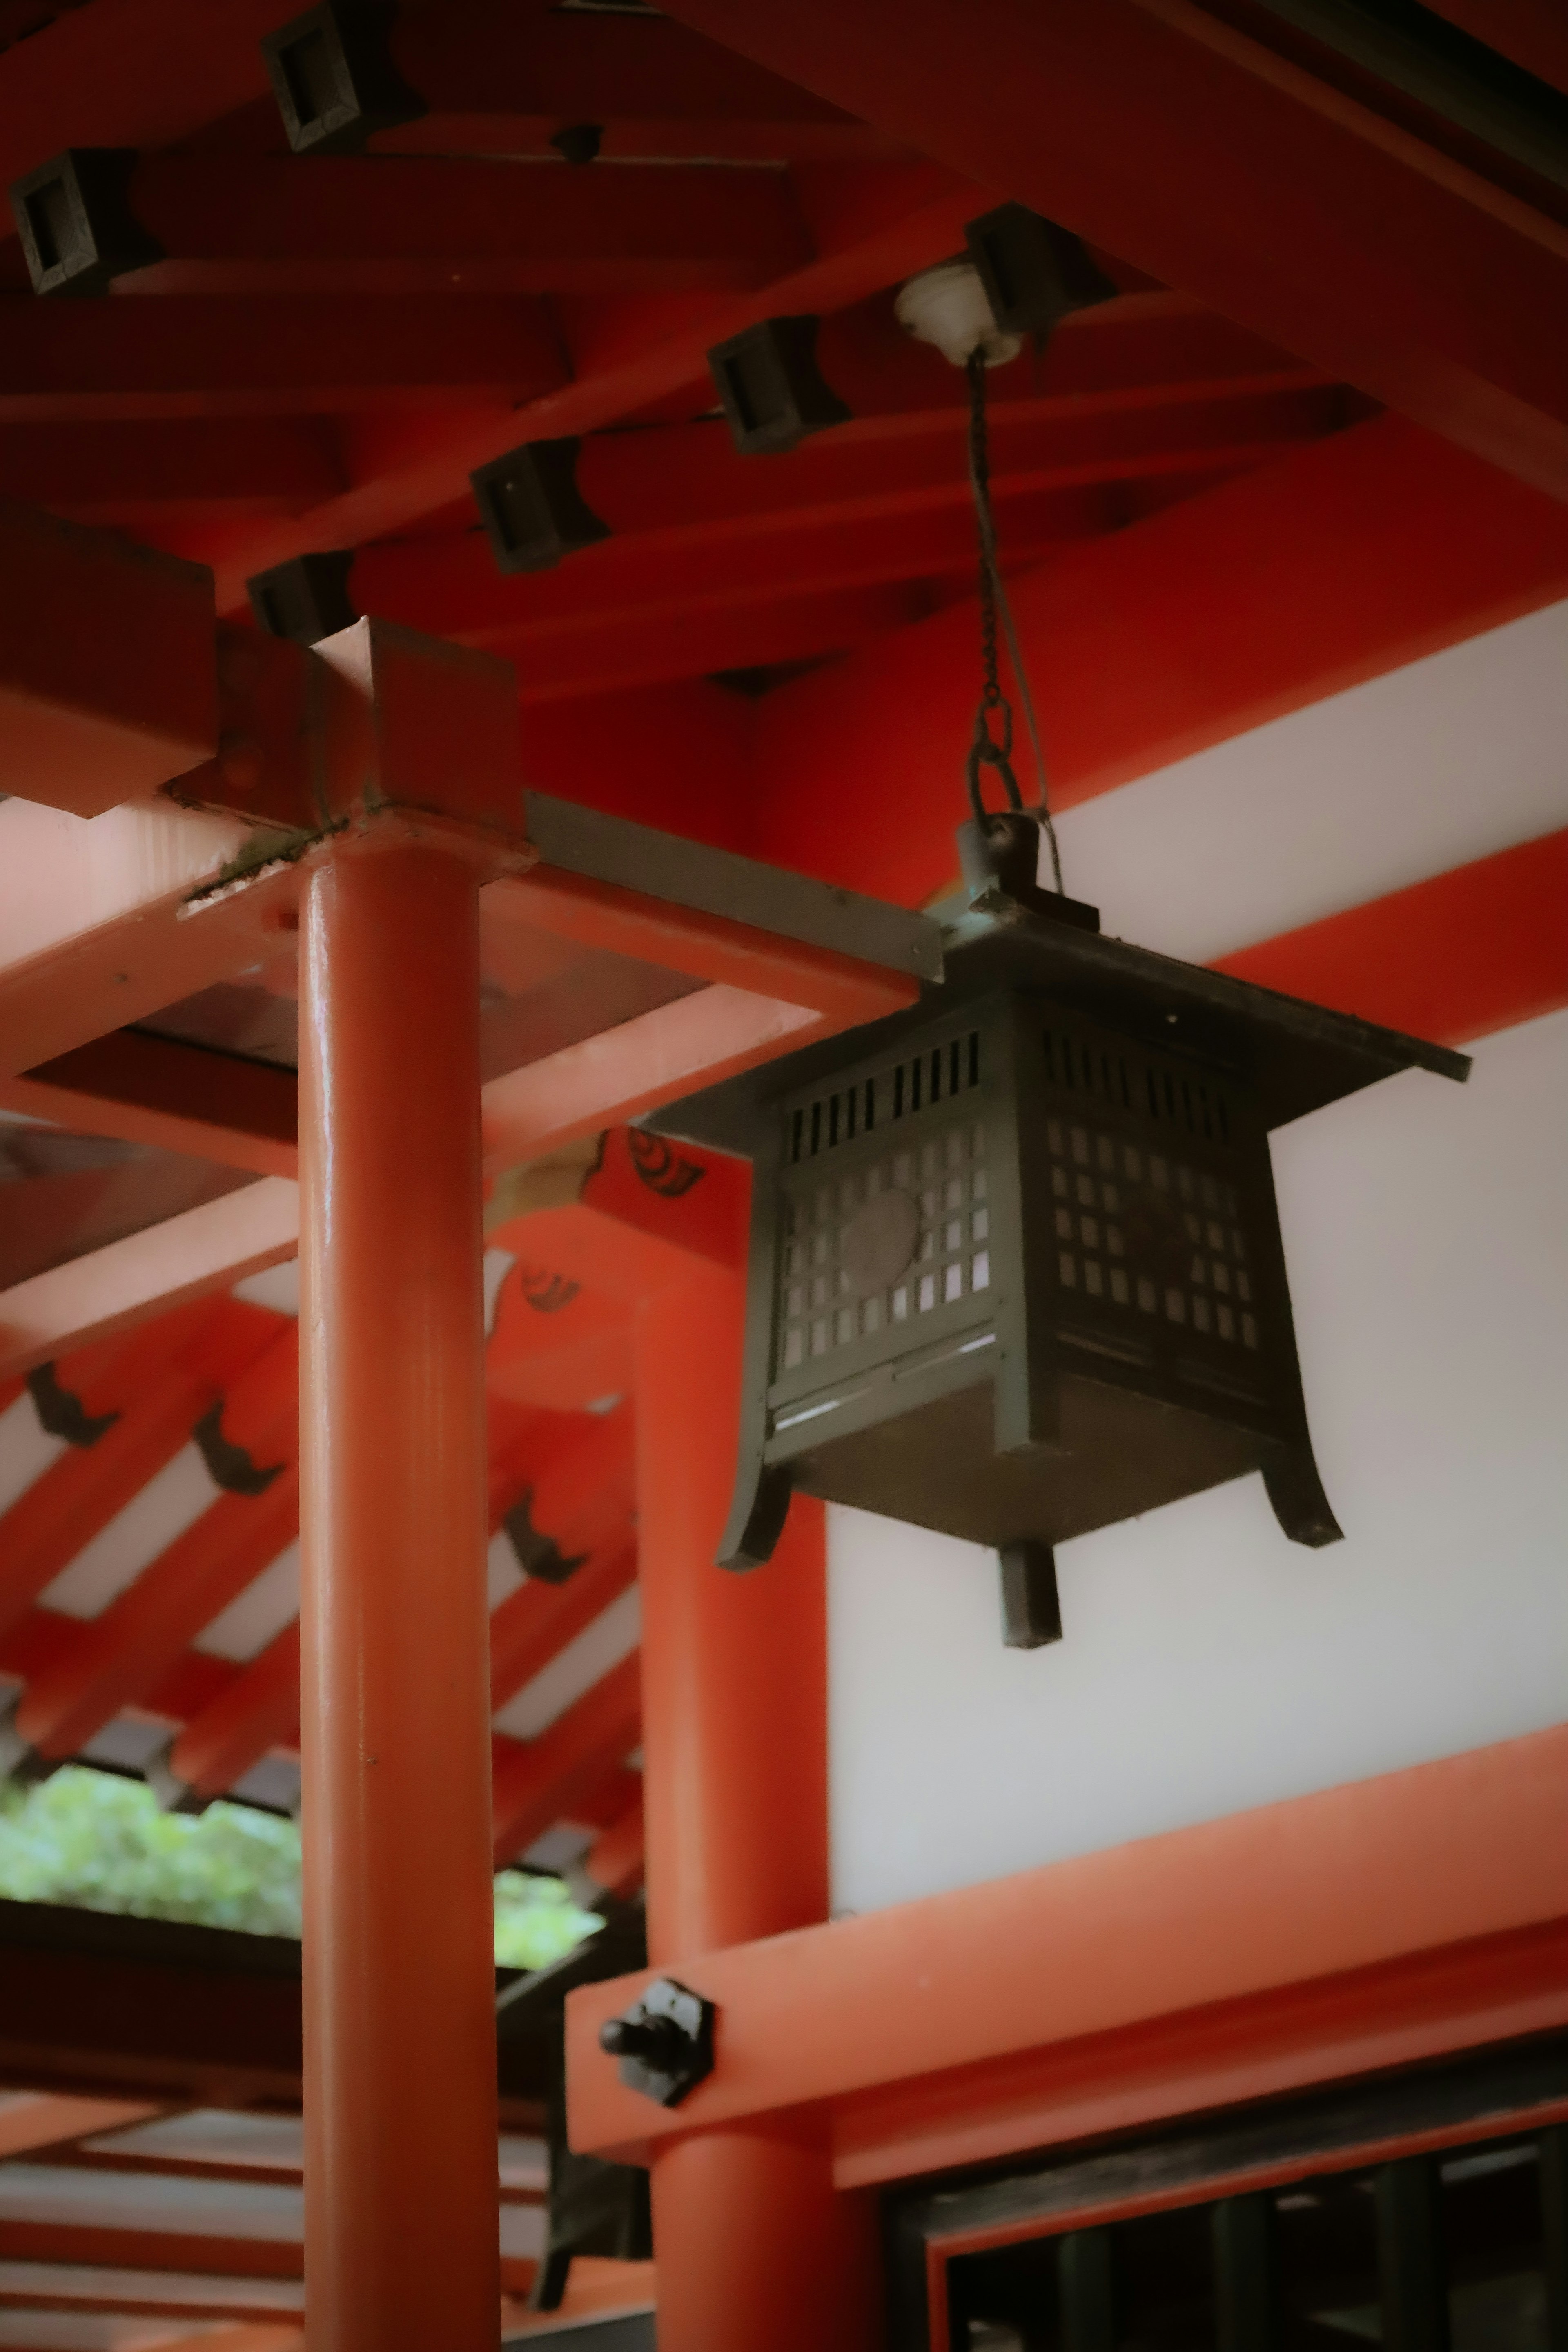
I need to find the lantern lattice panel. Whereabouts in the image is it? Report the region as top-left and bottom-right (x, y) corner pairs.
(1048, 1114), (1260, 1352)
(1028, 1022), (1270, 1395)
(775, 1027), (992, 1381)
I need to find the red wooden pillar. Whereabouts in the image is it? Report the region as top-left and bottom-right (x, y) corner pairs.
(298, 841), (500, 2352)
(635, 1263), (881, 2352)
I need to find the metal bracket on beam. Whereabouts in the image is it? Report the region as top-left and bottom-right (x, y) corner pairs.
(262, 2), (427, 157)
(247, 552), (359, 648)
(963, 203), (1119, 339)
(470, 439), (612, 575)
(25, 1363), (119, 1449)
(707, 316), (851, 455)
(599, 1976), (716, 2109)
(9, 149), (162, 298)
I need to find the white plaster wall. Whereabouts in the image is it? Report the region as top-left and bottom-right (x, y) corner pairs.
(830, 1009), (1568, 1915)
(1049, 596), (1568, 962)
(827, 597), (1568, 1918)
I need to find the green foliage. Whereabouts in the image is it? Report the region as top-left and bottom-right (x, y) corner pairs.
(493, 1870), (604, 1972)
(0, 1766), (604, 1967)
(0, 1767), (302, 1936)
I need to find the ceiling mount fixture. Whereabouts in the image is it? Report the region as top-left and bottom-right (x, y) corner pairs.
(896, 203), (1119, 368)
(896, 256), (1022, 370)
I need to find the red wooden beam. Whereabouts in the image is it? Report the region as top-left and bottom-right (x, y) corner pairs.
(0, 421), (341, 526)
(150, 1403), (634, 1805)
(356, 372), (1341, 654)
(111, 156), (812, 298)
(0, 1300), (276, 1642)
(1216, 828), (1568, 1048)
(357, 489), (1100, 655)
(0, 294), (566, 421)
(488, 1138), (749, 1305)
(490, 582), (929, 706)
(582, 1798), (645, 1904)
(0, 0), (281, 189)
(1421, 2), (1568, 95)
(443, 380), (1334, 600)
(491, 1544), (637, 1719)
(185, 165), (990, 604)
(563, 381), (1340, 542)
(491, 1650), (643, 1865)
(0, 1180), (302, 1382)
(565, 1722), (1568, 2175)
(482, 863), (915, 1034)
(488, 1402), (633, 1570)
(343, 292), (1331, 650)
(568, 1765), (643, 1838)
(487, 1408), (636, 1708)
(746, 413), (1568, 905)
(578, 1127), (749, 1276)
(0, 1595), (229, 1717)
(0, 1033), (298, 1182)
(0, 2282), (300, 2327)
(165, 1620), (301, 1804)
(488, 1276), (631, 1417)
(0, 497), (213, 819)
(0, 800), (301, 1080)
(0, 2093), (163, 2158)
(13, 1327), (300, 1762)
(658, 0), (1568, 497)
(808, 290), (1324, 426)
(370, 0), (889, 164)
(0, 2221), (303, 2281)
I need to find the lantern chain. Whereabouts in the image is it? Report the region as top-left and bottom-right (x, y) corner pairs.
(965, 347), (1065, 895)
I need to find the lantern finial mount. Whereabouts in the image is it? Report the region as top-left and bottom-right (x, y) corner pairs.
(955, 805), (1100, 931)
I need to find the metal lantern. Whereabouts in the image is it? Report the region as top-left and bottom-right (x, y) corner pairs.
(645, 852), (1469, 1644)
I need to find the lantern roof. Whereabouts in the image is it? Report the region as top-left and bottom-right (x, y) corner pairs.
(644, 888), (1472, 1158)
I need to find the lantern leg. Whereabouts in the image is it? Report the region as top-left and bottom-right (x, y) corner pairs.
(297, 841), (499, 2352)
(717, 1168), (793, 1572)
(999, 1539), (1063, 1647)
(1263, 1442), (1344, 1548)
(717, 1458), (793, 1570)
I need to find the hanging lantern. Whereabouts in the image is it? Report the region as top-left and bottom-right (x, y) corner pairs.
(644, 858), (1468, 1640)
(640, 248), (1468, 1644)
